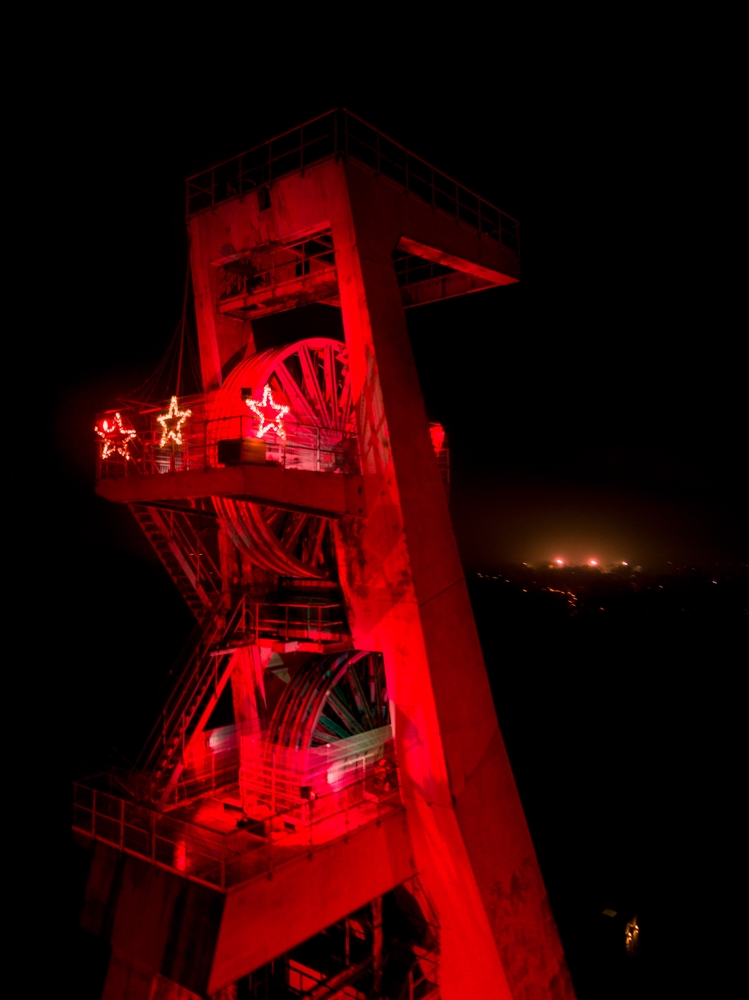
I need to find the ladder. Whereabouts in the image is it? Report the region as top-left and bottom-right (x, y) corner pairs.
(130, 504), (221, 620)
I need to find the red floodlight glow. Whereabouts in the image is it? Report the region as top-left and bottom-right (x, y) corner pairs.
(175, 841), (187, 871)
(429, 423), (446, 452)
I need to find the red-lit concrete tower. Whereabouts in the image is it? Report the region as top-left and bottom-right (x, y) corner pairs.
(77, 111), (575, 1000)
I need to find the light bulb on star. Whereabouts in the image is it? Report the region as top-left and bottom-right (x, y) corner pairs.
(95, 412), (137, 460)
(245, 383), (290, 439)
(157, 396), (192, 448)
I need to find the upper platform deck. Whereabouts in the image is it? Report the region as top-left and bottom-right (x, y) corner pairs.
(186, 108), (519, 256)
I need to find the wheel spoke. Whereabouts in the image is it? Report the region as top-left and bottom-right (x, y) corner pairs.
(348, 665), (375, 730)
(274, 359), (319, 426)
(374, 655), (385, 726)
(298, 345), (329, 423)
(317, 713), (351, 739)
(279, 511), (309, 555)
(326, 691), (364, 735)
(301, 517), (328, 568)
(323, 345), (339, 428)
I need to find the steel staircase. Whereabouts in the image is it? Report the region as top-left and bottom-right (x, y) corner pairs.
(130, 504), (221, 620)
(137, 599), (250, 804)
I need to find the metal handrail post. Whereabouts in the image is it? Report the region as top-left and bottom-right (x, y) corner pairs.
(120, 797), (125, 850)
(92, 789), (97, 838)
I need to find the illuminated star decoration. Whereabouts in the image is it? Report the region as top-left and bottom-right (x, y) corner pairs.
(94, 412), (137, 460)
(245, 383), (289, 439)
(157, 396), (192, 448)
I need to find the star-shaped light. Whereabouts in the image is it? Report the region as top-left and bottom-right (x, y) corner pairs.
(245, 383), (289, 439)
(95, 412), (137, 460)
(157, 396), (192, 448)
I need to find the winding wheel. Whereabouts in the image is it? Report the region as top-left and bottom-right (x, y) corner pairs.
(208, 337), (354, 579)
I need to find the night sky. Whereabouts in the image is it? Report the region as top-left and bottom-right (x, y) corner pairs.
(48, 57), (743, 999)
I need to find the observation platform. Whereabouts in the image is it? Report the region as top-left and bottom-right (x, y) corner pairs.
(94, 399), (366, 517)
(74, 727), (401, 893)
(187, 108), (520, 313)
(187, 110), (519, 241)
(97, 462), (365, 518)
(74, 767), (412, 994)
(74, 779), (403, 893)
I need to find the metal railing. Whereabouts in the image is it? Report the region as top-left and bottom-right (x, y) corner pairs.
(186, 109), (519, 254)
(398, 953), (440, 1000)
(248, 600), (346, 644)
(95, 408), (361, 482)
(167, 744), (240, 806)
(218, 232), (336, 304)
(72, 768), (402, 893)
(239, 729), (394, 815)
(393, 249), (454, 288)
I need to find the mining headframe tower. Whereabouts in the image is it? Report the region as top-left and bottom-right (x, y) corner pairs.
(75, 110), (575, 1000)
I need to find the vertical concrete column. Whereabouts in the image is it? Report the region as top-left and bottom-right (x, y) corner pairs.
(188, 222), (255, 392)
(328, 163), (573, 999)
(231, 646), (270, 796)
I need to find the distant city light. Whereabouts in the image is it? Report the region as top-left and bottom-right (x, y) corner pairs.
(555, 559), (564, 566)
(589, 559), (598, 567)
(622, 561), (628, 566)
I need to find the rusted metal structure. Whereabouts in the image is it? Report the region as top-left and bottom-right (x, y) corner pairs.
(76, 110), (574, 999)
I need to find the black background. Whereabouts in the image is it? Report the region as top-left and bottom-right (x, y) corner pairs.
(36, 36), (743, 999)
